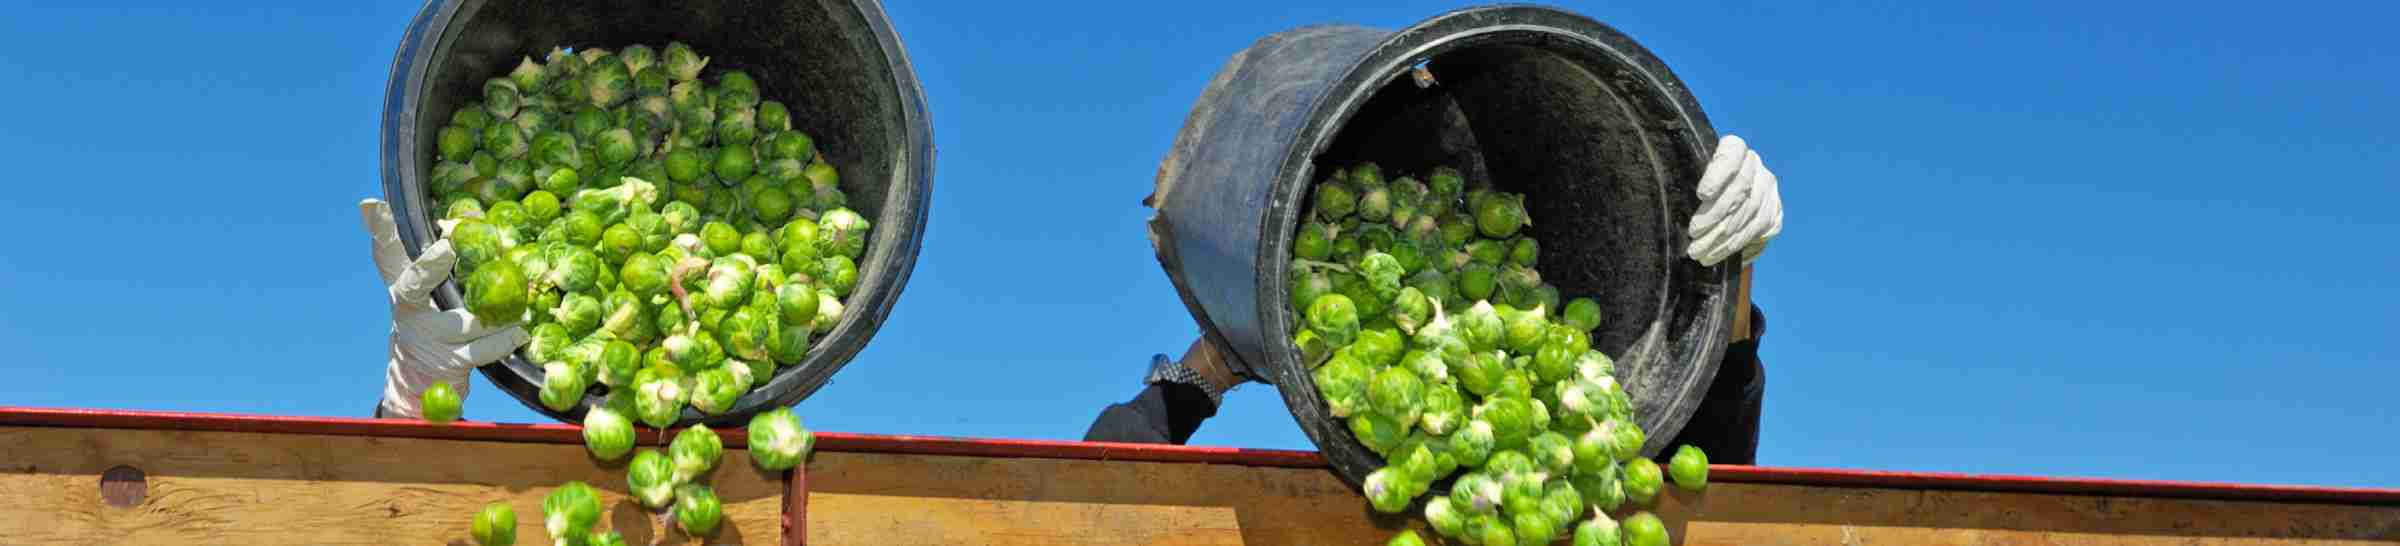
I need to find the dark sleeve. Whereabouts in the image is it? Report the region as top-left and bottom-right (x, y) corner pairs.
(1082, 382), (1221, 445)
(1662, 303), (1766, 465)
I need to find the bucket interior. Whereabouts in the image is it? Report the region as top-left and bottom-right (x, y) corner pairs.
(416, 0), (905, 228)
(399, 0), (925, 423)
(1273, 29), (1725, 477)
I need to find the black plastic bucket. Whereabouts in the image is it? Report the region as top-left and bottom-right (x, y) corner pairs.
(1146, 5), (1739, 486)
(378, 0), (934, 427)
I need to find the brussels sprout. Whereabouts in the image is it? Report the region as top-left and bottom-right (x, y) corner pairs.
(464, 259), (530, 326)
(589, 531), (628, 546)
(662, 41), (709, 81)
(1622, 512), (1667, 546)
(807, 287), (845, 334)
(1573, 515), (1629, 546)
(1456, 351), (1507, 398)
(550, 293), (601, 338)
(471, 501), (515, 546)
(480, 77), (523, 120)
(617, 449), (677, 509)
(1498, 470), (1547, 515)
(1387, 286), (1434, 335)
(1578, 465), (1627, 512)
(712, 143), (755, 182)
(521, 322), (573, 364)
(1304, 293), (1360, 346)
(687, 365), (740, 415)
(702, 257), (757, 309)
(1312, 179), (1357, 221)
(420, 381), (463, 423)
(664, 148), (705, 183)
(1348, 412), (1405, 456)
(1481, 398), (1539, 451)
(538, 362), (589, 412)
(1361, 467), (1415, 514)
(747, 407), (815, 471)
(1475, 192), (1530, 238)
(600, 338), (641, 387)
(1312, 353), (1372, 418)
(1508, 511), (1561, 546)
(1553, 301), (1603, 338)
(580, 405), (634, 461)
(1390, 438), (1441, 484)
(1367, 366), (1426, 430)
(1471, 514), (1517, 546)
(1386, 529), (1428, 546)
(1507, 237), (1540, 267)
(1354, 177), (1393, 225)
(767, 280), (822, 325)
(1425, 496), (1468, 539)
(1669, 445), (1709, 491)
(541, 481), (601, 544)
(1543, 479), (1586, 522)
(1498, 304), (1549, 354)
(438, 124), (479, 160)
(1532, 345), (1580, 388)
(1450, 472), (1504, 516)
(670, 424), (723, 483)
(674, 483), (724, 536)
(770, 311), (815, 364)
(633, 366), (688, 428)
(631, 66), (670, 98)
(611, 254), (666, 299)
(768, 131), (815, 163)
(582, 56), (632, 108)
(1288, 268), (1337, 321)
(1399, 347), (1449, 386)
(1622, 457), (1663, 507)
(816, 208), (869, 259)
(589, 225), (638, 266)
(1608, 419), (1646, 463)
(694, 221), (738, 256)
(1530, 431), (1576, 475)
(1290, 222), (1340, 262)
(716, 106), (757, 146)
(1413, 382), (1466, 434)
(537, 165), (583, 196)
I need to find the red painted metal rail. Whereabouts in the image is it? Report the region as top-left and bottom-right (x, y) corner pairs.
(5, 405), (2396, 511)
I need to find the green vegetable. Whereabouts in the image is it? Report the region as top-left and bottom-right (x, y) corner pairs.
(471, 501), (515, 546)
(1386, 529), (1428, 546)
(1425, 496), (1467, 538)
(1572, 513), (1621, 546)
(1622, 512), (1667, 546)
(1622, 457), (1664, 507)
(626, 449), (676, 508)
(421, 382), (463, 423)
(1362, 467), (1416, 513)
(670, 424), (723, 483)
(541, 481), (601, 544)
(674, 484), (724, 536)
(748, 406), (815, 471)
(1669, 445), (1709, 491)
(581, 406), (634, 461)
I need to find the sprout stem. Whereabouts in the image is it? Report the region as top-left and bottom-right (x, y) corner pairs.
(668, 257), (707, 325)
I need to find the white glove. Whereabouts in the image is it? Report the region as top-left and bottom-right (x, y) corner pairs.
(363, 199), (530, 419)
(1688, 135), (1784, 267)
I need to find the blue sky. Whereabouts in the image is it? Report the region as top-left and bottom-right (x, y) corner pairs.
(2, 1), (2392, 488)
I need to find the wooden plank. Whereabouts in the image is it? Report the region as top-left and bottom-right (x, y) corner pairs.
(1646, 481), (2400, 546)
(801, 451), (1401, 545)
(0, 426), (783, 545)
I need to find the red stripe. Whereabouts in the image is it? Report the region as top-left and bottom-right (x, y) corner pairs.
(3, 406), (2394, 505)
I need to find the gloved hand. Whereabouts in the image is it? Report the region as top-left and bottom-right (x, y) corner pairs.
(363, 199), (530, 419)
(1688, 135), (1784, 267)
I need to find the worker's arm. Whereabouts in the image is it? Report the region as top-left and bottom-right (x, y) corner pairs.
(1084, 338), (1240, 444)
(361, 199), (531, 419)
(1667, 134), (1783, 464)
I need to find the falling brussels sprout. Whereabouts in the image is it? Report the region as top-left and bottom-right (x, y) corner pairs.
(633, 366), (687, 428)
(1622, 512), (1668, 546)
(670, 424), (723, 484)
(1669, 445), (1709, 491)
(421, 381), (463, 423)
(1622, 457), (1664, 507)
(541, 481), (601, 545)
(581, 405), (634, 461)
(674, 483), (724, 536)
(748, 406), (815, 471)
(627, 449), (676, 508)
(471, 501), (515, 546)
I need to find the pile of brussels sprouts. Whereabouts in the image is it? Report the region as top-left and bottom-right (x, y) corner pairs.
(1289, 163), (1713, 546)
(427, 40), (868, 425)
(435, 42), (829, 546)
